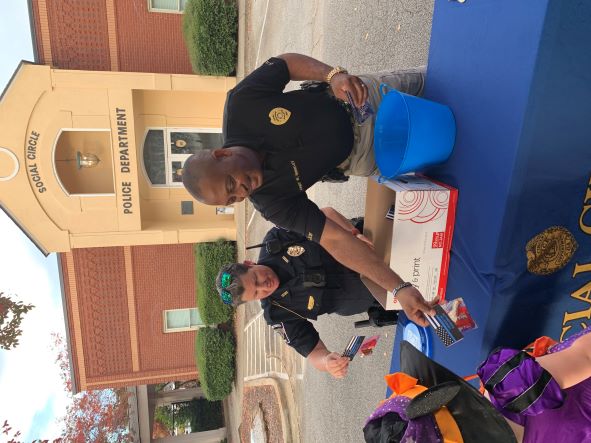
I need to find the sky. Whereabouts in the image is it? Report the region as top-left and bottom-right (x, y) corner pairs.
(0, 2), (70, 441)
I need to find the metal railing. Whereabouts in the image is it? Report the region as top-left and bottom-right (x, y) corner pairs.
(243, 311), (305, 382)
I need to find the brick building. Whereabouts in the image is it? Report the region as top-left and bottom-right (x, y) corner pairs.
(30, 0), (194, 74)
(4, 3), (235, 440)
(60, 244), (200, 392)
(8, 2), (236, 441)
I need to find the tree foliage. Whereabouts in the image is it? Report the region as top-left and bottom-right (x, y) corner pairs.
(154, 398), (223, 434)
(0, 292), (34, 350)
(1, 420), (62, 443)
(52, 333), (134, 442)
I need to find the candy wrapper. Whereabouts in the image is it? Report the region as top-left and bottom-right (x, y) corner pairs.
(342, 335), (365, 360)
(426, 305), (464, 347)
(359, 335), (381, 357)
(345, 91), (374, 124)
(440, 297), (477, 333)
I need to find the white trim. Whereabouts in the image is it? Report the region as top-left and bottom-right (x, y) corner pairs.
(147, 0), (184, 13)
(51, 128), (116, 197)
(0, 147), (20, 182)
(162, 307), (204, 333)
(141, 127), (222, 188)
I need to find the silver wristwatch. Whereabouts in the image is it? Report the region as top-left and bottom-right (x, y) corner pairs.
(392, 282), (413, 298)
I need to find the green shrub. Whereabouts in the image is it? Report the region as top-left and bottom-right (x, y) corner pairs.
(183, 0), (238, 76)
(194, 240), (236, 325)
(189, 398), (224, 431)
(195, 327), (235, 400)
(155, 398), (224, 432)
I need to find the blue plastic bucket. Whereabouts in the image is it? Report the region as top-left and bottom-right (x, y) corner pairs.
(373, 84), (456, 179)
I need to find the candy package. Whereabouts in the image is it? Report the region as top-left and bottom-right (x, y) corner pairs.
(346, 91), (374, 124)
(359, 335), (381, 357)
(440, 297), (477, 333)
(426, 305), (464, 347)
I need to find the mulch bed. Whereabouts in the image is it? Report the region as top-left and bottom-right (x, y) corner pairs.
(240, 385), (284, 443)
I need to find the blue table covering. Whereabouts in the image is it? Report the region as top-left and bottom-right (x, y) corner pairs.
(388, 0), (591, 387)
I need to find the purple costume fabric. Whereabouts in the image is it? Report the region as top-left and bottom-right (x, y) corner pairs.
(478, 327), (591, 443)
(365, 395), (444, 443)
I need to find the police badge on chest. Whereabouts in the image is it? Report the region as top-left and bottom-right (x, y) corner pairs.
(287, 245), (305, 257)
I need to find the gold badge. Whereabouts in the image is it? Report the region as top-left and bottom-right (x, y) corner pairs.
(307, 296), (315, 310)
(287, 245), (305, 257)
(269, 107), (291, 125)
(526, 226), (578, 275)
(281, 290), (288, 298)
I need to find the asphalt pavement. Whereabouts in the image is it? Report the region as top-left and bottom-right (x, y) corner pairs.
(240, 1), (434, 440)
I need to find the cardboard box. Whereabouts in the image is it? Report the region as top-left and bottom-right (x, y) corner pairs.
(362, 175), (458, 310)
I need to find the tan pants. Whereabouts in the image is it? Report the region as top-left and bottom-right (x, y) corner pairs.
(338, 67), (426, 177)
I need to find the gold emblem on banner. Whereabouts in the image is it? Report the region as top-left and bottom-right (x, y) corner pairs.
(307, 296), (315, 310)
(526, 226), (578, 275)
(287, 245), (305, 257)
(269, 107), (291, 125)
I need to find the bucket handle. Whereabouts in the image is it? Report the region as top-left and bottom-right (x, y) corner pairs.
(380, 83), (393, 98)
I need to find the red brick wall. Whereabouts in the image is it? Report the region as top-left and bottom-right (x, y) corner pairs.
(45, 0), (112, 70)
(30, 0), (46, 65)
(132, 244), (198, 372)
(71, 247), (133, 378)
(60, 244), (199, 391)
(115, 0), (193, 74)
(59, 255), (82, 392)
(31, 0), (193, 74)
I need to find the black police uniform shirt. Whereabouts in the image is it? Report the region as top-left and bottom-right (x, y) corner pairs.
(223, 57), (354, 242)
(258, 227), (376, 357)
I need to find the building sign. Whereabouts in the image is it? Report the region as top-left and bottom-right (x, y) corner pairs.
(25, 130), (46, 193)
(116, 108), (133, 214)
(559, 175), (591, 340)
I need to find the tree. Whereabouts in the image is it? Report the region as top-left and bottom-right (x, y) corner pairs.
(52, 333), (133, 442)
(1, 419), (62, 443)
(0, 292), (34, 350)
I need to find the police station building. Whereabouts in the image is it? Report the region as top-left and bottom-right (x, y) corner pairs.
(0, 62), (236, 254)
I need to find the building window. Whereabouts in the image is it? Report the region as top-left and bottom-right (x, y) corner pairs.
(181, 201), (194, 215)
(149, 0), (186, 13)
(163, 308), (204, 332)
(143, 128), (223, 187)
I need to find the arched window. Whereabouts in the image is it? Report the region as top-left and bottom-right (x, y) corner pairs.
(142, 128), (223, 186)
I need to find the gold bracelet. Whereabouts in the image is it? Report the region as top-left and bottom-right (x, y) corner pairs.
(326, 66), (348, 84)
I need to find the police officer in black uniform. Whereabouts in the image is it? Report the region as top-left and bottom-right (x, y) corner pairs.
(216, 218), (403, 379)
(184, 53), (435, 330)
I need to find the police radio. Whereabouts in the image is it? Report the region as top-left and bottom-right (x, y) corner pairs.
(246, 239), (285, 255)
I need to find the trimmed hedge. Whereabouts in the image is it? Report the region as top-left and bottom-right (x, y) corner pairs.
(183, 0), (238, 76)
(190, 398), (224, 431)
(194, 240), (236, 325)
(195, 327), (235, 400)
